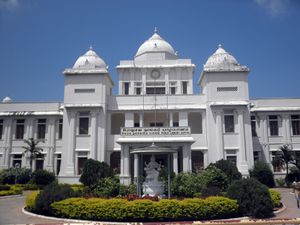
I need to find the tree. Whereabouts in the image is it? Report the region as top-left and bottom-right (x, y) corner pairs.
(22, 138), (44, 172)
(272, 144), (294, 184)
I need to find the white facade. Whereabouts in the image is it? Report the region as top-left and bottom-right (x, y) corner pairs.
(1, 31), (300, 184)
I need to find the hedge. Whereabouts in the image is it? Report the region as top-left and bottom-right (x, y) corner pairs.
(269, 189), (281, 208)
(51, 196), (238, 222)
(25, 191), (40, 211)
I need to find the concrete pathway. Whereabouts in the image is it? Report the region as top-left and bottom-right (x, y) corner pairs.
(275, 188), (300, 219)
(0, 189), (299, 224)
(0, 191), (64, 225)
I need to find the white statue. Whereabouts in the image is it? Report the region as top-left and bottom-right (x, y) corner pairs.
(142, 155), (164, 197)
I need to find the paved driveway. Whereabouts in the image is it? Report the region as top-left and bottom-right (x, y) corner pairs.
(0, 189), (299, 224)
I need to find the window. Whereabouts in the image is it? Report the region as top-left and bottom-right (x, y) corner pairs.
(224, 111), (234, 133)
(79, 112), (89, 135)
(226, 150), (237, 166)
(15, 119), (25, 140)
(182, 81), (188, 94)
(77, 156), (87, 175)
(269, 115), (279, 136)
(12, 154), (22, 168)
(146, 82), (165, 95)
(0, 119), (3, 140)
(37, 119), (46, 139)
(58, 119), (63, 139)
(123, 82), (130, 95)
(291, 115), (300, 136)
(169, 81), (177, 95)
(35, 157), (44, 170)
(134, 82), (142, 95)
(251, 116), (257, 137)
(56, 154), (61, 175)
(188, 112), (202, 134)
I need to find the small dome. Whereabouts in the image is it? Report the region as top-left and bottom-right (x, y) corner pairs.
(73, 46), (108, 71)
(135, 30), (176, 57)
(204, 44), (240, 69)
(2, 96), (12, 103)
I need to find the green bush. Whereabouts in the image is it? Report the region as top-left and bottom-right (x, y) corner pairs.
(79, 159), (113, 188)
(0, 185), (10, 191)
(201, 166), (228, 191)
(249, 162), (275, 188)
(0, 185), (23, 196)
(269, 189), (281, 208)
(119, 183), (137, 196)
(92, 177), (120, 197)
(35, 182), (77, 215)
(31, 170), (55, 186)
(51, 196), (238, 222)
(172, 172), (204, 197)
(25, 191), (40, 211)
(209, 159), (242, 184)
(227, 178), (274, 218)
(0, 168), (31, 184)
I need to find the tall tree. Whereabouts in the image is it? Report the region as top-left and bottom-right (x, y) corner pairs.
(272, 144), (294, 183)
(22, 138), (44, 172)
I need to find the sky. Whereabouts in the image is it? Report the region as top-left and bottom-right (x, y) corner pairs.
(0, 0), (300, 102)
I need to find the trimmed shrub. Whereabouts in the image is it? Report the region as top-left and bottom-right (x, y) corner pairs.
(25, 191), (40, 211)
(92, 177), (120, 197)
(249, 162), (275, 188)
(172, 172), (204, 197)
(79, 159), (113, 188)
(35, 182), (77, 215)
(227, 178), (274, 218)
(201, 166), (228, 192)
(269, 189), (281, 208)
(31, 170), (55, 186)
(209, 159), (242, 184)
(51, 196), (238, 222)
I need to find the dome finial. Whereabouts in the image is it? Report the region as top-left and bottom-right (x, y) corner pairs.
(89, 45), (93, 51)
(154, 27), (158, 33)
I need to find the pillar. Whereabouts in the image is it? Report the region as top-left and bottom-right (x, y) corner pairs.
(173, 151), (178, 174)
(120, 145), (130, 185)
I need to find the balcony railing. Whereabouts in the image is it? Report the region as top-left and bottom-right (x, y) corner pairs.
(120, 127), (191, 137)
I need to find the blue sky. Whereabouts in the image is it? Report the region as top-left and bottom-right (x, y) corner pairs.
(0, 0), (299, 102)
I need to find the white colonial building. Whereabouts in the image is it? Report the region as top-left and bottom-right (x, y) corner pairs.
(1, 30), (300, 184)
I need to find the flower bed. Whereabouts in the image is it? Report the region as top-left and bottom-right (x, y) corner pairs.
(50, 196), (238, 222)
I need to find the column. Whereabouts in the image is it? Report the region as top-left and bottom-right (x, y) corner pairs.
(120, 145), (130, 185)
(134, 154), (139, 183)
(182, 144), (191, 172)
(63, 110), (76, 176)
(169, 112), (173, 127)
(139, 112), (144, 127)
(215, 110), (224, 161)
(173, 151), (178, 174)
(90, 111), (98, 159)
(237, 109), (249, 175)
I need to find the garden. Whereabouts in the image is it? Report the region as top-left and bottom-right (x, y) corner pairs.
(0, 158), (285, 222)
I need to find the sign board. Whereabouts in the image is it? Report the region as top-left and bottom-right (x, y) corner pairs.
(121, 127), (191, 136)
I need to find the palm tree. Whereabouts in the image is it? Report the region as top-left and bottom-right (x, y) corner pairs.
(272, 144), (294, 183)
(22, 138), (44, 172)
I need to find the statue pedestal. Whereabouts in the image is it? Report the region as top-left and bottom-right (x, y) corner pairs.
(143, 181), (164, 197)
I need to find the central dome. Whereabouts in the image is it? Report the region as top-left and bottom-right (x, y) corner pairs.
(135, 30), (176, 58)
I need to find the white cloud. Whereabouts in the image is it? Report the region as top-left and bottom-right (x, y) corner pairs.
(0, 0), (19, 10)
(255, 0), (290, 16)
